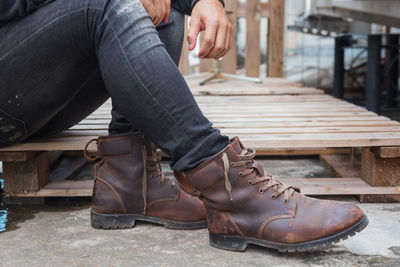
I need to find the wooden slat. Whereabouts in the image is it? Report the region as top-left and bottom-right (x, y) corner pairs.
(245, 0), (261, 77)
(221, 0), (238, 74)
(237, 2), (269, 18)
(320, 154), (361, 178)
(10, 177), (400, 197)
(372, 146), (400, 158)
(178, 16), (190, 75)
(2, 78), (400, 153)
(1, 132), (400, 152)
(74, 121), (400, 130)
(267, 0), (285, 77)
(63, 126), (400, 136)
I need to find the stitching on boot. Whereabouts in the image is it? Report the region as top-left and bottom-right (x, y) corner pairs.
(96, 176), (127, 213)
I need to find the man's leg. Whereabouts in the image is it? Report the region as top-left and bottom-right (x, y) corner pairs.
(93, 0), (229, 171)
(0, 0), (228, 172)
(0, 0), (110, 144)
(108, 7), (185, 135)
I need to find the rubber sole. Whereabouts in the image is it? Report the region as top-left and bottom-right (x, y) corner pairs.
(91, 210), (207, 230)
(209, 214), (369, 252)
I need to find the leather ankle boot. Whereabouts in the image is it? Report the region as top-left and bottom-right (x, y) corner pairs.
(86, 133), (206, 230)
(175, 137), (368, 252)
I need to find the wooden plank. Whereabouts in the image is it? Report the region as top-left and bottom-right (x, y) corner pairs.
(320, 154), (361, 178)
(221, 0), (238, 74)
(84, 113), (385, 120)
(191, 87), (323, 96)
(372, 146), (400, 158)
(3, 152), (50, 195)
(10, 179), (94, 197)
(158, 147), (351, 156)
(360, 147), (400, 202)
(63, 126), (400, 137)
(1, 131), (400, 152)
(178, 16), (190, 75)
(245, 0), (261, 77)
(10, 177), (400, 197)
(267, 0), (285, 77)
(72, 121), (400, 131)
(361, 147), (400, 186)
(255, 148), (351, 156)
(237, 2), (270, 18)
(0, 152), (38, 162)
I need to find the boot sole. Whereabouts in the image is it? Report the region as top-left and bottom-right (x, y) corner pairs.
(91, 210), (207, 230)
(209, 214), (369, 252)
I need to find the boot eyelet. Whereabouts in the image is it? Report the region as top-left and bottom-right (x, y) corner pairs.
(159, 181), (163, 184)
(248, 180), (252, 185)
(271, 195), (276, 200)
(284, 199), (289, 204)
(239, 172), (243, 176)
(230, 162), (234, 166)
(258, 188), (264, 194)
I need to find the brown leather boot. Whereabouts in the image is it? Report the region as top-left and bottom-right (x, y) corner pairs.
(85, 133), (206, 230)
(175, 137), (368, 252)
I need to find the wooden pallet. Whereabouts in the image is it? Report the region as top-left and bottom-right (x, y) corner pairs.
(1, 78), (400, 199)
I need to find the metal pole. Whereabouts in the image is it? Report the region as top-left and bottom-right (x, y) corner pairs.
(333, 36), (349, 98)
(386, 34), (399, 107)
(366, 34), (382, 113)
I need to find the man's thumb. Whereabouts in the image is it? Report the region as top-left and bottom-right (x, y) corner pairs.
(187, 18), (202, 51)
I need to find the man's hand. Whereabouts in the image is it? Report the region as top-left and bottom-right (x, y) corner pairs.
(188, 0), (232, 59)
(140, 0), (171, 26)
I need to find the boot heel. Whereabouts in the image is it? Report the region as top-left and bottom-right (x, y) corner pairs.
(91, 211), (136, 230)
(209, 233), (248, 252)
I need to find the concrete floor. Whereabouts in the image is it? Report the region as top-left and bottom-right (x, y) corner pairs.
(1, 157), (400, 266)
(0, 201), (399, 266)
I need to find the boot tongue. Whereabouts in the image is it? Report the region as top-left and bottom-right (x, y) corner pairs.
(230, 137), (264, 176)
(230, 137), (246, 155)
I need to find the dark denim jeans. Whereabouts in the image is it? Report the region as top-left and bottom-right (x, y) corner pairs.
(0, 0), (228, 171)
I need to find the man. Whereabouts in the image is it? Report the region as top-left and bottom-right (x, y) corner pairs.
(0, 0), (368, 252)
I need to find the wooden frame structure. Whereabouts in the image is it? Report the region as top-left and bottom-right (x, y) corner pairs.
(179, 0), (285, 78)
(1, 78), (399, 201)
(1, 0), (399, 201)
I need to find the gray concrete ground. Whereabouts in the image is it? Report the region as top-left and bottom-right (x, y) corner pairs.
(0, 201), (399, 266)
(1, 158), (399, 266)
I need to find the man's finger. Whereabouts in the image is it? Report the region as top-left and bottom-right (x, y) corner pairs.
(153, 0), (163, 26)
(208, 22), (227, 59)
(162, 0), (171, 23)
(199, 22), (217, 58)
(219, 24), (232, 58)
(187, 17), (202, 51)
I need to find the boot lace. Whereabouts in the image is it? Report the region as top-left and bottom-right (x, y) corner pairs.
(221, 148), (299, 203)
(141, 145), (175, 214)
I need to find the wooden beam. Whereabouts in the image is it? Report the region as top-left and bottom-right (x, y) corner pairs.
(320, 154), (361, 178)
(372, 146), (400, 158)
(178, 16), (190, 75)
(0, 152), (38, 162)
(360, 147), (400, 202)
(361, 147), (400, 186)
(3, 152), (50, 195)
(238, 2), (269, 18)
(221, 0), (238, 74)
(267, 0), (285, 77)
(245, 0), (261, 77)
(10, 177), (400, 197)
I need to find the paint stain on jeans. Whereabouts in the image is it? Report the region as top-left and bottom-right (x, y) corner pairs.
(116, 0), (142, 16)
